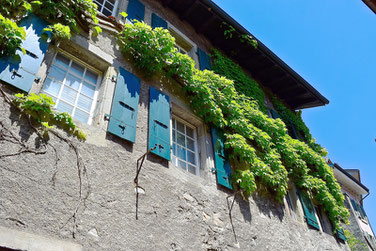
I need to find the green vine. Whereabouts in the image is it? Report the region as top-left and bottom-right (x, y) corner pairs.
(117, 20), (349, 230)
(344, 230), (368, 250)
(0, 14), (26, 57)
(13, 93), (86, 140)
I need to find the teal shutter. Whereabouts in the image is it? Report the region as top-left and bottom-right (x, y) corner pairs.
(359, 204), (368, 219)
(350, 199), (359, 212)
(336, 228), (346, 242)
(197, 48), (211, 71)
(211, 127), (233, 190)
(107, 67), (140, 142)
(149, 86), (171, 160)
(127, 0), (145, 22)
(270, 109), (280, 119)
(297, 190), (320, 230)
(151, 13), (167, 29)
(0, 14), (50, 92)
(289, 121), (299, 139)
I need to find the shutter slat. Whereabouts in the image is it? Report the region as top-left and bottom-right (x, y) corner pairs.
(149, 86), (171, 160)
(127, 0), (145, 22)
(211, 127), (233, 190)
(297, 190), (320, 230)
(0, 14), (50, 92)
(270, 109), (280, 119)
(197, 48), (211, 71)
(107, 67), (140, 143)
(151, 13), (168, 29)
(336, 228), (346, 242)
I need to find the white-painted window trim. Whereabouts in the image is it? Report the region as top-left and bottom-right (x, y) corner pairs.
(94, 0), (119, 16)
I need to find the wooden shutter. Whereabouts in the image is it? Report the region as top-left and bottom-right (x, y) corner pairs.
(270, 109), (280, 119)
(0, 14), (50, 92)
(149, 86), (171, 160)
(197, 48), (211, 71)
(107, 67), (140, 142)
(211, 127), (233, 190)
(297, 190), (320, 230)
(336, 228), (346, 242)
(127, 0), (145, 22)
(350, 199), (359, 212)
(289, 121), (299, 139)
(151, 13), (167, 29)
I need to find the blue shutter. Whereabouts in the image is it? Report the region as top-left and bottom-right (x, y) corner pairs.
(297, 190), (320, 230)
(350, 199), (359, 212)
(289, 121), (299, 139)
(0, 14), (50, 92)
(270, 109), (280, 119)
(127, 0), (145, 22)
(211, 127), (233, 190)
(149, 86), (171, 160)
(107, 67), (140, 143)
(197, 48), (211, 71)
(151, 13), (167, 29)
(336, 228), (346, 242)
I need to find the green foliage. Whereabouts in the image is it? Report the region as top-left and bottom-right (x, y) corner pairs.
(43, 23), (71, 40)
(221, 22), (257, 48)
(117, 20), (349, 229)
(0, 14), (26, 57)
(0, 0), (38, 20)
(13, 93), (86, 140)
(344, 230), (368, 251)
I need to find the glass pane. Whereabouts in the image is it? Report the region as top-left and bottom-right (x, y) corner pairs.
(176, 121), (185, 133)
(70, 62), (84, 77)
(176, 132), (185, 147)
(188, 165), (196, 175)
(56, 101), (73, 114)
(49, 65), (66, 82)
(178, 160), (186, 170)
(61, 87), (78, 104)
(108, 0), (115, 4)
(186, 126), (194, 138)
(65, 73), (81, 90)
(172, 129), (176, 142)
(84, 70), (97, 84)
(102, 8), (112, 16)
(187, 151), (196, 165)
(172, 143), (176, 155)
(187, 137), (195, 151)
(172, 118), (175, 129)
(81, 81), (96, 98)
(94, 0), (104, 5)
(74, 109), (90, 124)
(177, 145), (186, 161)
(42, 78), (61, 97)
(77, 94), (93, 112)
(105, 1), (114, 10)
(55, 54), (70, 68)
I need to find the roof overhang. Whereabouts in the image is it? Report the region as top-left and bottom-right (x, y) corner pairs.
(333, 163), (369, 195)
(363, 0), (376, 14)
(159, 0), (329, 109)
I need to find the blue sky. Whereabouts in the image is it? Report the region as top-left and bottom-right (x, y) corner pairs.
(212, 0), (376, 229)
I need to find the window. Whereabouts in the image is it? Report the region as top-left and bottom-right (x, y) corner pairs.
(169, 28), (193, 57)
(175, 44), (187, 55)
(94, 0), (118, 16)
(286, 191), (297, 220)
(41, 53), (100, 124)
(171, 117), (199, 175)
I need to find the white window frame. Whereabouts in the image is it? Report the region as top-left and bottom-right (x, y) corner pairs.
(42, 51), (102, 125)
(94, 0), (119, 17)
(286, 191), (297, 220)
(171, 116), (200, 176)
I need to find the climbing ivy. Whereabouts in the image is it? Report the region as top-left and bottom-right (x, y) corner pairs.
(0, 14), (26, 57)
(117, 20), (349, 230)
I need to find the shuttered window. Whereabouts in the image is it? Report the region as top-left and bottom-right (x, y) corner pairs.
(151, 13), (168, 29)
(127, 0), (145, 22)
(211, 127), (233, 189)
(336, 228), (346, 242)
(0, 14), (50, 93)
(149, 86), (171, 160)
(197, 48), (211, 71)
(94, 0), (118, 16)
(107, 67), (140, 142)
(297, 190), (320, 230)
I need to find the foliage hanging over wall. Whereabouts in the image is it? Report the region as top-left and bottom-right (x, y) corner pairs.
(0, 14), (26, 57)
(117, 20), (349, 230)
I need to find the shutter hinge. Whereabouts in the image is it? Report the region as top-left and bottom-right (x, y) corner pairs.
(211, 168), (217, 174)
(35, 77), (41, 83)
(104, 113), (111, 121)
(111, 75), (117, 82)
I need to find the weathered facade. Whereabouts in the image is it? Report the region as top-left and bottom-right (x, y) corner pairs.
(0, 0), (352, 250)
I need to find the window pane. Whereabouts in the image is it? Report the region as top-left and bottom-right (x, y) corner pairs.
(65, 73), (81, 90)
(77, 94), (93, 112)
(178, 160), (186, 170)
(108, 0), (116, 4)
(104, 1), (114, 10)
(188, 165), (196, 175)
(186, 126), (194, 138)
(94, 0), (104, 5)
(172, 129), (176, 142)
(49, 65), (66, 82)
(81, 81), (96, 98)
(74, 109), (90, 123)
(172, 143), (176, 155)
(187, 151), (196, 165)
(187, 137), (194, 151)
(177, 121), (185, 133)
(177, 145), (186, 161)
(172, 118), (175, 128)
(61, 87), (78, 104)
(42, 78), (61, 97)
(176, 132), (185, 146)
(56, 101), (73, 114)
(84, 70), (98, 84)
(102, 8), (112, 16)
(55, 54), (70, 68)
(70, 62), (84, 77)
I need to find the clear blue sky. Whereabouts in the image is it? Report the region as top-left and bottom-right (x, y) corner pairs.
(213, 0), (376, 229)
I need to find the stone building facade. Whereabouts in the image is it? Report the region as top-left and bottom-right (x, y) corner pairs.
(0, 0), (352, 250)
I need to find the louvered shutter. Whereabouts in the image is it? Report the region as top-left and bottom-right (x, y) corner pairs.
(336, 228), (346, 242)
(350, 199), (359, 212)
(289, 121), (299, 139)
(197, 48), (211, 71)
(151, 13), (167, 29)
(211, 127), (233, 190)
(0, 14), (50, 92)
(297, 190), (320, 230)
(270, 109), (280, 119)
(149, 86), (171, 160)
(127, 0), (145, 22)
(107, 67), (140, 142)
